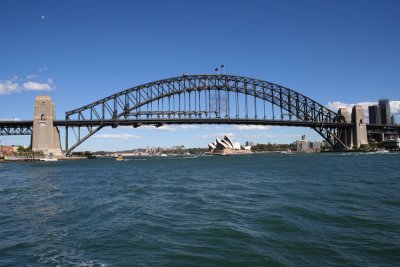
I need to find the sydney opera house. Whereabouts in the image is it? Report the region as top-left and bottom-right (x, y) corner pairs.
(208, 135), (253, 155)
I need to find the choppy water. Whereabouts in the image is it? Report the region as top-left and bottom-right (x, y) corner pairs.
(1, 153), (399, 266)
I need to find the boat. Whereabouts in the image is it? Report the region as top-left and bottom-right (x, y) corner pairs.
(40, 157), (58, 162)
(281, 149), (293, 154)
(115, 155), (124, 161)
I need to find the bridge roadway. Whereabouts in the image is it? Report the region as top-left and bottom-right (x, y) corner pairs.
(1, 119), (351, 128)
(1, 119), (400, 134)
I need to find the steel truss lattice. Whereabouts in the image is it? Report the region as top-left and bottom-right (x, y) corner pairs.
(64, 74), (350, 154)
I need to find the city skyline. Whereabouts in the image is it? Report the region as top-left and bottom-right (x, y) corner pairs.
(1, 0), (400, 150)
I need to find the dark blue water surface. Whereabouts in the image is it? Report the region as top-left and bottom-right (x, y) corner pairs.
(1, 153), (400, 266)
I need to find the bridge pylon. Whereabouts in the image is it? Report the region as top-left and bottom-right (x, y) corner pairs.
(351, 105), (368, 149)
(336, 106), (368, 150)
(32, 96), (63, 157)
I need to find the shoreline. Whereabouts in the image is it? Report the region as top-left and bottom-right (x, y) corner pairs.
(0, 156), (89, 163)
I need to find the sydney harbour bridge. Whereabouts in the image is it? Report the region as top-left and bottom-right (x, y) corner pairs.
(1, 74), (399, 155)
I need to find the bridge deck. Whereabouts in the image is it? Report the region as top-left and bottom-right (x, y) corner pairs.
(3, 119), (400, 129)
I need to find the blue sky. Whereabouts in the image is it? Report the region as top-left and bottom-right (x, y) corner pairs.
(1, 0), (400, 150)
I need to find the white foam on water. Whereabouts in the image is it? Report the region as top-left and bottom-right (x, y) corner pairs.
(37, 248), (108, 267)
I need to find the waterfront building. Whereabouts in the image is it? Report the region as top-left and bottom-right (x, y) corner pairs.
(391, 115), (396, 125)
(0, 145), (14, 155)
(383, 138), (400, 150)
(378, 99), (391, 125)
(296, 135), (310, 152)
(321, 140), (330, 148)
(310, 141), (322, 151)
(296, 135), (322, 152)
(245, 141), (254, 147)
(171, 145), (185, 150)
(368, 105), (381, 124)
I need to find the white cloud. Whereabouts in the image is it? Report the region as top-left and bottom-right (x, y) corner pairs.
(138, 125), (198, 131)
(219, 132), (236, 137)
(194, 134), (211, 139)
(140, 125), (177, 131)
(390, 101), (400, 114)
(327, 101), (400, 115)
(0, 118), (21, 121)
(23, 81), (52, 91)
(195, 132), (237, 139)
(194, 132), (301, 141)
(26, 75), (38, 80)
(0, 79), (20, 94)
(233, 125), (271, 130)
(242, 133), (302, 139)
(38, 67), (48, 72)
(0, 75), (54, 94)
(179, 125), (198, 129)
(94, 134), (140, 140)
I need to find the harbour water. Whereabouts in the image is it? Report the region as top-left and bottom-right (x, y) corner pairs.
(1, 153), (399, 266)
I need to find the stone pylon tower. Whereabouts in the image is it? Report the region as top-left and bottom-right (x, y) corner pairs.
(337, 108), (353, 149)
(351, 105), (368, 149)
(32, 96), (63, 157)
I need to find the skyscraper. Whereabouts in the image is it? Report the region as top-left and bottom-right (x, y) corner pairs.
(391, 115), (396, 125)
(378, 99), (391, 125)
(368, 105), (381, 124)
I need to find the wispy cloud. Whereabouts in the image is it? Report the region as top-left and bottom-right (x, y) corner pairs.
(138, 125), (198, 131)
(94, 134), (140, 140)
(38, 67), (48, 72)
(0, 79), (21, 95)
(0, 75), (54, 95)
(233, 125), (271, 130)
(194, 132), (236, 139)
(26, 75), (39, 80)
(140, 125), (177, 131)
(194, 132), (301, 140)
(0, 118), (21, 121)
(179, 125), (198, 129)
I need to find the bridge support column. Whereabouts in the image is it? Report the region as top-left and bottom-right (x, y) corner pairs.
(351, 105), (368, 149)
(337, 108), (353, 149)
(32, 96), (63, 157)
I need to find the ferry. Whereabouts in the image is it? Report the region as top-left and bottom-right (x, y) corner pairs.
(281, 149), (293, 154)
(115, 155), (124, 161)
(40, 157), (58, 162)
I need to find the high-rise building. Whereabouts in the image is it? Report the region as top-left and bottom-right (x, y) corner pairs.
(368, 105), (381, 124)
(378, 99), (391, 125)
(245, 141), (254, 147)
(310, 141), (322, 151)
(296, 139), (310, 152)
(391, 115), (396, 125)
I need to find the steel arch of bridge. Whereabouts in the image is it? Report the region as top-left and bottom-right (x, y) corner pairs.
(65, 74), (348, 154)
